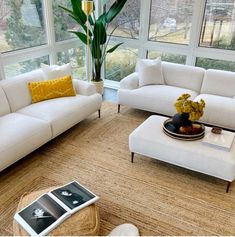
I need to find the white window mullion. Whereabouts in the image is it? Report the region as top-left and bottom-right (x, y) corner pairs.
(43, 0), (57, 64)
(0, 53), (5, 80)
(139, 0), (151, 59)
(187, 0), (205, 65)
(195, 47), (235, 62)
(1, 45), (50, 66)
(54, 40), (81, 54)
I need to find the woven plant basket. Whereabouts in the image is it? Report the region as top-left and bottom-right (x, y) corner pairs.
(92, 80), (104, 95)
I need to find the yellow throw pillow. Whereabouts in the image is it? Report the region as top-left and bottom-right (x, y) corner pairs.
(28, 75), (76, 103)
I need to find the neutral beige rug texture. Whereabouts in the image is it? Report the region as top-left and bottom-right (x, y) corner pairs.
(0, 102), (235, 236)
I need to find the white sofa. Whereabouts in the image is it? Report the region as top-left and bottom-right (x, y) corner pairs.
(118, 62), (235, 130)
(0, 69), (102, 171)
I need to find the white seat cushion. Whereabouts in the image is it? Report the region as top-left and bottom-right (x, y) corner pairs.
(201, 69), (235, 97)
(17, 94), (102, 138)
(195, 94), (235, 129)
(162, 62), (205, 92)
(0, 86), (10, 116)
(118, 85), (198, 116)
(0, 113), (51, 171)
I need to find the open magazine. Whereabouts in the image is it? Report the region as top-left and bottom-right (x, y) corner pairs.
(14, 181), (99, 236)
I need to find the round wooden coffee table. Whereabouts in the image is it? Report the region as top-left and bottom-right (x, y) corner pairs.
(13, 187), (100, 236)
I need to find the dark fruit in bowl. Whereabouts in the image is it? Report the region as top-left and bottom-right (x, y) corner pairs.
(192, 124), (203, 134)
(179, 126), (192, 135)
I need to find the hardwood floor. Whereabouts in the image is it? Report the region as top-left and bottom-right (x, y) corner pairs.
(0, 102), (235, 236)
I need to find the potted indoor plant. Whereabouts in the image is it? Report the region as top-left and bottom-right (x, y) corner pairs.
(60, 0), (128, 94)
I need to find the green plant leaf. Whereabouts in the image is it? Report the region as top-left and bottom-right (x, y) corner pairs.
(94, 20), (107, 45)
(70, 31), (89, 45)
(70, 0), (87, 25)
(98, 12), (107, 25)
(106, 43), (123, 53)
(60, 4), (91, 36)
(68, 14), (92, 36)
(88, 15), (94, 25)
(91, 39), (102, 59)
(59, 5), (73, 15)
(105, 0), (128, 23)
(92, 19), (106, 60)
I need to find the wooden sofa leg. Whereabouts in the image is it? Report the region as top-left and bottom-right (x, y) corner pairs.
(98, 109), (101, 118)
(118, 104), (121, 113)
(226, 181), (231, 193)
(131, 152), (134, 163)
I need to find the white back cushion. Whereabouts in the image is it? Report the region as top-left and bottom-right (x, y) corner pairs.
(41, 63), (72, 80)
(137, 57), (164, 87)
(1, 69), (44, 112)
(162, 62), (205, 92)
(201, 69), (235, 97)
(0, 86), (10, 116)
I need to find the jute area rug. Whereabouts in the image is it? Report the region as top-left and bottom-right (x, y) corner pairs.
(0, 102), (235, 235)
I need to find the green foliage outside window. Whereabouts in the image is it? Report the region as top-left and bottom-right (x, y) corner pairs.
(148, 51), (186, 64)
(53, 0), (76, 42)
(3, 0), (78, 77)
(5, 0), (46, 51)
(196, 58), (235, 72)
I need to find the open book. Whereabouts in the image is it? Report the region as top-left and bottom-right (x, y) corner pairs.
(14, 181), (99, 236)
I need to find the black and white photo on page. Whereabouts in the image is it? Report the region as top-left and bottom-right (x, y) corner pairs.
(14, 194), (69, 236)
(50, 181), (99, 211)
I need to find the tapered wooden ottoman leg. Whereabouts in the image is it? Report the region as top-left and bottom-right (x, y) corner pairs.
(98, 109), (101, 118)
(118, 104), (121, 113)
(131, 152), (134, 163)
(226, 181), (231, 193)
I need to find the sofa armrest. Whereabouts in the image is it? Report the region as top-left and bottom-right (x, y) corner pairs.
(120, 72), (139, 90)
(72, 79), (96, 96)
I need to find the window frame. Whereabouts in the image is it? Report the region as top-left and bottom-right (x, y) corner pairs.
(0, 0), (234, 84)
(0, 0), (85, 80)
(105, 0), (235, 87)
(148, 0), (195, 46)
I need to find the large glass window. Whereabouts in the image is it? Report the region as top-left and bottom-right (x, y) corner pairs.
(200, 0), (235, 50)
(53, 0), (77, 42)
(196, 57), (235, 71)
(148, 51), (186, 64)
(4, 55), (49, 78)
(105, 47), (138, 82)
(106, 0), (141, 39)
(0, 0), (46, 53)
(0, 0), (235, 82)
(149, 0), (194, 44)
(57, 46), (86, 80)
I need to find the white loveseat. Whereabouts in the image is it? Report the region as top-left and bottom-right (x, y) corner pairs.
(0, 69), (102, 171)
(118, 61), (235, 130)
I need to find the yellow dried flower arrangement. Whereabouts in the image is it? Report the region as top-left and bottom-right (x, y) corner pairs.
(175, 94), (206, 121)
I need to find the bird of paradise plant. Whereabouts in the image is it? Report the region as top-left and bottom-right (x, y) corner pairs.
(60, 0), (128, 82)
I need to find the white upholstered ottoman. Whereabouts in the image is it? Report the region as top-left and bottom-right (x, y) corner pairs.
(129, 115), (235, 192)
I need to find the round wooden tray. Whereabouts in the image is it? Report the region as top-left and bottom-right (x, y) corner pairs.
(163, 119), (205, 141)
